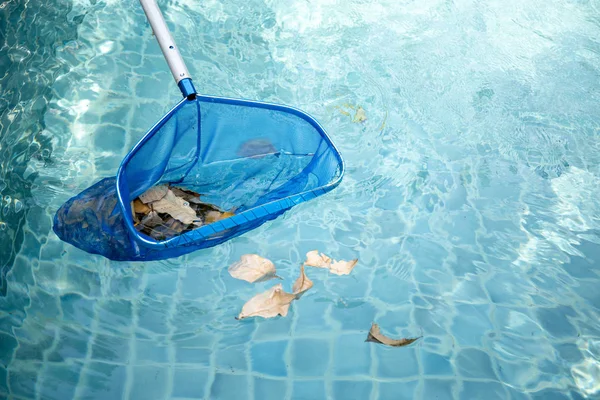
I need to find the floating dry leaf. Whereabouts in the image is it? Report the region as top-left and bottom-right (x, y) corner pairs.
(365, 323), (421, 347)
(139, 184), (168, 204)
(329, 259), (359, 276)
(236, 284), (296, 320)
(304, 250), (332, 268)
(292, 265), (313, 299)
(228, 254), (281, 283)
(353, 107), (367, 123)
(151, 190), (199, 225)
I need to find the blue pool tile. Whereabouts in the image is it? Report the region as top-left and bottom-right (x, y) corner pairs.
(175, 347), (211, 366)
(291, 380), (326, 400)
(14, 334), (54, 362)
(215, 344), (248, 373)
(251, 340), (287, 377)
(371, 271), (416, 304)
(7, 363), (39, 399)
(455, 348), (497, 380)
(422, 379), (456, 400)
(93, 124), (126, 152)
(210, 373), (249, 400)
(333, 333), (371, 376)
(96, 299), (133, 335)
(485, 272), (535, 306)
(48, 326), (90, 362)
(495, 358), (538, 391)
(333, 380), (373, 399)
(38, 362), (82, 400)
(0, 333), (17, 366)
(530, 389), (570, 400)
(459, 380), (506, 400)
(293, 298), (333, 335)
(130, 366), (169, 400)
(569, 390), (587, 400)
(328, 269), (370, 298)
(253, 317), (293, 341)
(554, 343), (584, 364)
(145, 271), (179, 297)
(254, 376), (287, 400)
(0, 365), (6, 394)
(330, 300), (377, 331)
(65, 265), (102, 298)
(172, 367), (209, 398)
(421, 350), (454, 376)
(26, 289), (59, 321)
(375, 345), (419, 379)
(451, 304), (493, 347)
(137, 296), (171, 335)
(180, 267), (221, 300)
(536, 306), (577, 339)
(504, 386), (532, 400)
(109, 274), (142, 299)
(60, 293), (95, 327)
(135, 339), (169, 364)
(378, 380), (418, 400)
(291, 339), (330, 377)
(78, 362), (127, 400)
(91, 333), (131, 364)
(413, 307), (448, 336)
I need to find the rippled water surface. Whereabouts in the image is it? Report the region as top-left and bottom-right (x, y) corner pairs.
(2, 0), (600, 398)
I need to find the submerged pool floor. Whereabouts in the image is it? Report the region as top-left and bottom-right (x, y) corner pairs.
(1, 0), (600, 398)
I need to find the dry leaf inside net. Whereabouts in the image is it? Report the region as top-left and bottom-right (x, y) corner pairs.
(140, 211), (164, 228)
(228, 254), (281, 283)
(151, 189), (199, 225)
(365, 323), (421, 347)
(292, 265), (313, 299)
(139, 184), (168, 203)
(236, 284), (296, 320)
(170, 186), (203, 204)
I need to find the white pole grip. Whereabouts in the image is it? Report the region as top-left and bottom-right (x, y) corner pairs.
(139, 0), (191, 84)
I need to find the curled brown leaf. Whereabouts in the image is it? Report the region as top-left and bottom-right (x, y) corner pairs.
(365, 323), (421, 347)
(292, 265), (313, 299)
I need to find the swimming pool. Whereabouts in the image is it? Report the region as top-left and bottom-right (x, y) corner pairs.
(2, 0), (600, 398)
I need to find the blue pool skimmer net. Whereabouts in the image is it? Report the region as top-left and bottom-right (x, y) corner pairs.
(53, 0), (344, 261)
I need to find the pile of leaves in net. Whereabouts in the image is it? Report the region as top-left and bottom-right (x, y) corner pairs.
(131, 184), (234, 241)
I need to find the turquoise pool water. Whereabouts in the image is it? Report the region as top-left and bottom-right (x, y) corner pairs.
(2, 0), (600, 398)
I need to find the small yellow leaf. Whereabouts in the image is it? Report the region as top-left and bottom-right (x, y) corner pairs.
(133, 199), (150, 215)
(329, 259), (358, 275)
(352, 107), (367, 123)
(236, 284), (296, 320)
(365, 323), (421, 347)
(292, 265), (313, 299)
(228, 254), (280, 283)
(205, 210), (235, 224)
(304, 250), (332, 268)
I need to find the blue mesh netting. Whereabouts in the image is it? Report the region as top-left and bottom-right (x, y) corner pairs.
(53, 95), (344, 261)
